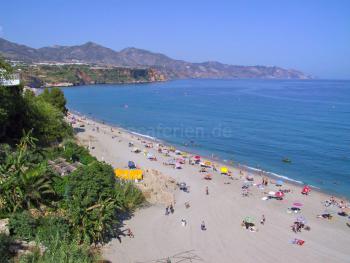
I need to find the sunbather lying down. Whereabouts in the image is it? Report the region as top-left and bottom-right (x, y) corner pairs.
(317, 213), (333, 219)
(291, 238), (305, 246)
(287, 207), (301, 213)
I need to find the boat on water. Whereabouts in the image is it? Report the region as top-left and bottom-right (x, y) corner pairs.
(282, 158), (292, 163)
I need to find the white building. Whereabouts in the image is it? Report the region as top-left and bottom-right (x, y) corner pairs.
(0, 73), (20, 86)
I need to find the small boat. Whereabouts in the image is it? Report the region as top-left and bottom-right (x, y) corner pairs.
(282, 158), (292, 163)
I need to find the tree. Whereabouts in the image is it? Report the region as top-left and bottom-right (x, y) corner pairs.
(39, 87), (68, 115)
(64, 162), (119, 244)
(0, 132), (57, 213)
(23, 92), (72, 145)
(0, 58), (26, 141)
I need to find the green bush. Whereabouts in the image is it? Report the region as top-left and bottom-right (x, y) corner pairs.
(62, 141), (96, 165)
(52, 176), (69, 200)
(114, 181), (145, 211)
(36, 217), (71, 246)
(39, 88), (68, 115)
(23, 92), (73, 145)
(9, 211), (38, 241)
(19, 235), (95, 263)
(0, 233), (13, 263)
(64, 161), (118, 243)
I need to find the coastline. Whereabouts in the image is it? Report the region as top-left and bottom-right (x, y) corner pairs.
(43, 78), (167, 89)
(68, 111), (350, 263)
(68, 109), (347, 202)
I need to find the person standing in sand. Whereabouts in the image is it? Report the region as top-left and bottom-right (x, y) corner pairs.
(206, 186), (209, 195)
(201, 221), (206, 231)
(260, 215), (266, 225)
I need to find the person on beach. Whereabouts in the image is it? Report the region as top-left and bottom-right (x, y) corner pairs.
(260, 215), (266, 225)
(165, 206), (169, 215)
(201, 221), (206, 231)
(170, 204), (174, 214)
(206, 186), (209, 195)
(126, 228), (134, 238)
(181, 219), (187, 227)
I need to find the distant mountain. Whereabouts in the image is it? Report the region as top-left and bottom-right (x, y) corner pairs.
(0, 38), (311, 79)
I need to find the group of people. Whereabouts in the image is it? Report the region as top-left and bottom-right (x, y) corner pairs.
(165, 204), (175, 215)
(291, 221), (306, 233)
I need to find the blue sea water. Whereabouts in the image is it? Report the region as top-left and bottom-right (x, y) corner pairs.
(62, 79), (350, 198)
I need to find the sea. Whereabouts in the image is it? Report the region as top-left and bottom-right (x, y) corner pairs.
(62, 79), (350, 199)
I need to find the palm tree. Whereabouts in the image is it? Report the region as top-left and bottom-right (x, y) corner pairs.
(0, 131), (56, 213)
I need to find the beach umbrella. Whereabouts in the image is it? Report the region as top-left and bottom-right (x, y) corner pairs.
(296, 215), (307, 224)
(194, 155), (201, 160)
(275, 191), (285, 198)
(302, 185), (311, 194)
(168, 159), (176, 165)
(276, 180), (284, 186)
(243, 216), (255, 224)
(221, 167), (228, 174)
(147, 153), (154, 159)
(205, 161), (212, 166)
(293, 202), (303, 207)
(175, 163), (182, 169)
(246, 174), (254, 181)
(128, 161), (136, 169)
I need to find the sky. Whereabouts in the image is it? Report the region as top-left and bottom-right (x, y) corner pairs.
(1, 0), (349, 79)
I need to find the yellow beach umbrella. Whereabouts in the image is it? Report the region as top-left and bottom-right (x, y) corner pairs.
(204, 161), (212, 166)
(221, 167), (228, 174)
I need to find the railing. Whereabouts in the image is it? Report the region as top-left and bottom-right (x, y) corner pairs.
(0, 73), (20, 86)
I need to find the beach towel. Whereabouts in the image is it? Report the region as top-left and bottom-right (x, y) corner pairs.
(291, 238), (305, 246)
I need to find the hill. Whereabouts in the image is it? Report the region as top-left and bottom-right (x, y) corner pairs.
(0, 38), (311, 79)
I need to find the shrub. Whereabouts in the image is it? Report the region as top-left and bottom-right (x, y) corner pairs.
(0, 233), (13, 263)
(62, 141), (96, 165)
(64, 161), (118, 243)
(52, 176), (69, 200)
(23, 93), (73, 145)
(36, 217), (71, 246)
(39, 88), (68, 115)
(19, 235), (95, 263)
(9, 211), (38, 241)
(114, 181), (145, 211)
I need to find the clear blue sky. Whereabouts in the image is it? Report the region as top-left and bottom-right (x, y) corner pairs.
(1, 0), (349, 79)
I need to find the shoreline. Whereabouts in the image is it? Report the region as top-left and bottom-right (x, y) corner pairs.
(68, 109), (348, 202)
(68, 111), (350, 263)
(39, 77), (167, 89)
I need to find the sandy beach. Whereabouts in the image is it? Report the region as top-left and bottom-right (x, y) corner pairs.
(69, 113), (350, 263)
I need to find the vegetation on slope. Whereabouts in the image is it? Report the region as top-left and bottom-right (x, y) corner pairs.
(0, 58), (145, 262)
(17, 64), (165, 88)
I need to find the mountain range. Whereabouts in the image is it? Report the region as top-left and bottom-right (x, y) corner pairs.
(0, 38), (310, 79)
